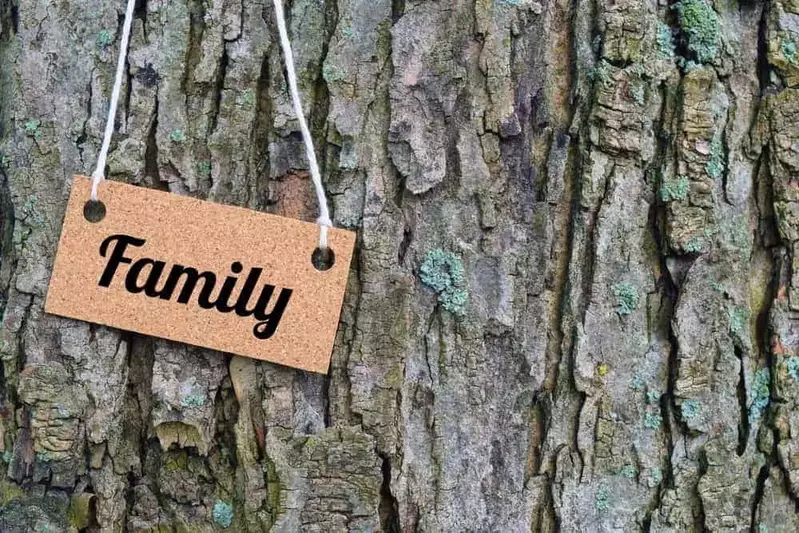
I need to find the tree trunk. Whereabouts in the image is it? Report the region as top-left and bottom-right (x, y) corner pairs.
(0, 0), (797, 531)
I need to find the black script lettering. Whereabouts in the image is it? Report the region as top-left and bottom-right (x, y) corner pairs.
(214, 262), (243, 313)
(229, 267), (294, 339)
(158, 265), (218, 308)
(125, 258), (166, 295)
(234, 267), (265, 317)
(99, 234), (146, 287)
(252, 288), (293, 340)
(97, 234), (293, 340)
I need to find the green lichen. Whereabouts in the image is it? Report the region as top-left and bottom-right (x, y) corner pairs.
(727, 222), (750, 254)
(679, 58), (702, 71)
(706, 136), (724, 179)
(674, 0), (720, 64)
(420, 249), (464, 292)
(322, 63), (346, 83)
(68, 493), (94, 530)
(646, 390), (661, 405)
(612, 282), (638, 317)
(420, 249), (469, 316)
(181, 393), (205, 408)
(260, 457), (282, 523)
(684, 236), (703, 254)
(647, 467), (662, 488)
(212, 501), (233, 528)
(440, 287), (468, 315)
(629, 84), (645, 106)
(591, 60), (614, 88)
(0, 481), (24, 506)
(711, 282), (725, 293)
(657, 22), (675, 58)
(24, 119), (41, 139)
(659, 176), (689, 202)
(681, 399), (701, 419)
(35, 451), (53, 463)
(630, 374), (646, 391)
(21, 195), (45, 227)
(728, 306), (748, 335)
(644, 411), (661, 429)
(96, 29), (113, 48)
(786, 356), (799, 382)
(198, 161), (211, 178)
(342, 26), (353, 38)
(169, 129), (186, 143)
(628, 62), (648, 78)
(595, 484), (610, 511)
(162, 451), (188, 473)
(782, 38), (798, 64)
(236, 88), (255, 107)
(750, 367), (770, 420)
(619, 464), (637, 478)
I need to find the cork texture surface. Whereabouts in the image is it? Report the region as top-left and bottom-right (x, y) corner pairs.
(45, 175), (356, 374)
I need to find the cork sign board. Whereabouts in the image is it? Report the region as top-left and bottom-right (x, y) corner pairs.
(45, 175), (355, 374)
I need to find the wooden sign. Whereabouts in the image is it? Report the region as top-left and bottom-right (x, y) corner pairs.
(45, 175), (355, 374)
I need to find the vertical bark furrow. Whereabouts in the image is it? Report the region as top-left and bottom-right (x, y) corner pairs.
(755, 1), (799, 530)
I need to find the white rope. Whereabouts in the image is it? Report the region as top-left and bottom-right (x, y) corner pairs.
(272, 0), (332, 250)
(90, 0), (137, 202)
(90, 0), (333, 249)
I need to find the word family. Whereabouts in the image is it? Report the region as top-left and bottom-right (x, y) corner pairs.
(99, 234), (292, 339)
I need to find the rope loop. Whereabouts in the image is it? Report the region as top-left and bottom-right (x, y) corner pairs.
(272, 0), (332, 250)
(90, 0), (137, 202)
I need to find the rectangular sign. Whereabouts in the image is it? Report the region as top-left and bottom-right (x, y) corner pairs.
(45, 175), (355, 374)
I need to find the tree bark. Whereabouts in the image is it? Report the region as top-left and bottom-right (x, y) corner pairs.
(0, 0), (797, 531)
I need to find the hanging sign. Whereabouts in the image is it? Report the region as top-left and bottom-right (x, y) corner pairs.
(45, 175), (355, 374)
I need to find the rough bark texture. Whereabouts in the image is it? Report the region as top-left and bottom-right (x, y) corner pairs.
(0, 0), (798, 531)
